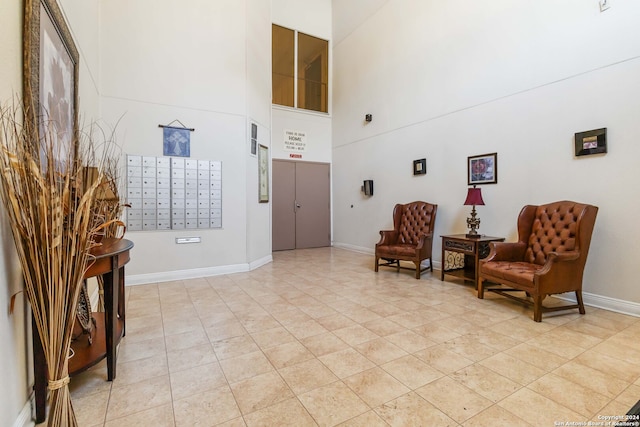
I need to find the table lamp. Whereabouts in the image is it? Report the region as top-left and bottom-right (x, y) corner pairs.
(464, 185), (484, 238)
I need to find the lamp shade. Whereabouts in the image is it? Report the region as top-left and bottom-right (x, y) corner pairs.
(464, 187), (485, 206)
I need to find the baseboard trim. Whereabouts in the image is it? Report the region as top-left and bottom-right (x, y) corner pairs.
(12, 401), (34, 427)
(557, 292), (640, 318)
(126, 255), (273, 286)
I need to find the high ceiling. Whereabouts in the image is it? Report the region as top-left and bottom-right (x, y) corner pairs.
(332, 0), (389, 45)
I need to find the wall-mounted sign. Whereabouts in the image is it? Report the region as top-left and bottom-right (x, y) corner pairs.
(284, 129), (307, 153)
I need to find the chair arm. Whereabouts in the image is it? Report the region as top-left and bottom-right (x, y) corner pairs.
(377, 230), (398, 246)
(535, 251), (580, 276)
(483, 241), (527, 262)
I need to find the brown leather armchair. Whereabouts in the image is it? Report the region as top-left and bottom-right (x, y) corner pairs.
(478, 201), (598, 322)
(375, 201), (437, 279)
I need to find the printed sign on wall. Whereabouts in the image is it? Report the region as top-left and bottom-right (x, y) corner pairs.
(284, 129), (307, 153)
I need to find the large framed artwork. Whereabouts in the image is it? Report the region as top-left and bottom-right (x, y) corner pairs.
(24, 0), (79, 163)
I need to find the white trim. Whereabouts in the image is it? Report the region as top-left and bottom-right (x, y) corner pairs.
(557, 292), (640, 318)
(11, 401), (34, 427)
(126, 257), (273, 286)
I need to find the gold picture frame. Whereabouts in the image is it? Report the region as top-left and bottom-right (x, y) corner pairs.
(258, 144), (269, 203)
(24, 0), (79, 159)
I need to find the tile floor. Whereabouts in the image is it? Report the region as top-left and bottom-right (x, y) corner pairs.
(67, 247), (640, 426)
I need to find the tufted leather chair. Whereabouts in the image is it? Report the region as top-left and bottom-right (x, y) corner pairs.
(375, 201), (437, 279)
(478, 201), (598, 322)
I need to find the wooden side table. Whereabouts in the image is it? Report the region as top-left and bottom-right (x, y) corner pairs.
(440, 234), (504, 288)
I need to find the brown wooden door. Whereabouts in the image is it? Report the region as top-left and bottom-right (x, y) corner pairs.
(272, 160), (330, 251)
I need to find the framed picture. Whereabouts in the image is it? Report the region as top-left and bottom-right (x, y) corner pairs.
(468, 153), (497, 185)
(413, 158), (426, 175)
(258, 144), (269, 203)
(24, 0), (79, 163)
(575, 128), (607, 157)
(250, 123), (257, 156)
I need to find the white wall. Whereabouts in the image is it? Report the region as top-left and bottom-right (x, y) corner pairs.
(332, 0), (640, 309)
(0, 0), (28, 423)
(99, 0), (272, 280)
(246, 0), (273, 264)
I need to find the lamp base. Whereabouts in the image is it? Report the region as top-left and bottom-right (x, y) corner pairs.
(465, 233), (482, 239)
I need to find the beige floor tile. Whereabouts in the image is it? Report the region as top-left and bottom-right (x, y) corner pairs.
(285, 319), (330, 339)
(103, 403), (175, 427)
(264, 340), (315, 369)
(553, 360), (630, 398)
(205, 320), (248, 342)
(498, 387), (584, 426)
(164, 328), (210, 352)
(615, 384), (640, 408)
(478, 351), (546, 385)
(279, 358), (339, 394)
(106, 375), (172, 421)
(361, 318), (406, 336)
(250, 326), (296, 350)
(72, 390), (109, 427)
(504, 343), (568, 372)
(413, 344), (474, 374)
(332, 324), (380, 346)
(169, 361), (227, 401)
(111, 354), (168, 388)
(229, 370), (295, 415)
(450, 363), (521, 402)
(300, 332), (350, 357)
(212, 334), (260, 360)
(462, 405), (532, 427)
(166, 343), (217, 373)
(298, 381), (369, 426)
(381, 354), (443, 389)
(374, 391), (457, 427)
(117, 336), (166, 364)
(528, 373), (610, 418)
(318, 348), (376, 379)
(315, 313), (358, 331)
(243, 397), (317, 426)
(353, 337), (408, 365)
(343, 367), (410, 407)
(385, 329), (436, 353)
(173, 385), (241, 427)
(219, 350), (275, 384)
(416, 376), (493, 423)
(336, 410), (388, 427)
(575, 351), (640, 383)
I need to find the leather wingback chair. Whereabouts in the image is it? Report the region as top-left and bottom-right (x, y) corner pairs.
(375, 201), (437, 279)
(478, 201), (598, 322)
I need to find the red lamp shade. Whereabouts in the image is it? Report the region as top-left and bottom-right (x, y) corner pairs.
(464, 187), (485, 206)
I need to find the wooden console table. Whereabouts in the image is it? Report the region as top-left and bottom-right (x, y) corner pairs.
(440, 234), (503, 288)
(33, 238), (134, 423)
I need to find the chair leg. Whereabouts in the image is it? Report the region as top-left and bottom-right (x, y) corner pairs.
(477, 277), (485, 299)
(533, 295), (543, 322)
(429, 257), (433, 272)
(374, 257), (379, 272)
(415, 262), (420, 279)
(576, 291), (586, 315)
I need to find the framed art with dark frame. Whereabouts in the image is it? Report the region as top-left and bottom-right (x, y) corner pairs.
(23, 0), (79, 161)
(413, 158), (426, 175)
(575, 128), (607, 157)
(468, 152), (497, 185)
(258, 144), (269, 203)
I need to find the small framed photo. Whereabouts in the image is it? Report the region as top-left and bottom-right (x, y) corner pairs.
(575, 128), (607, 157)
(468, 153), (497, 185)
(258, 144), (269, 203)
(413, 158), (426, 175)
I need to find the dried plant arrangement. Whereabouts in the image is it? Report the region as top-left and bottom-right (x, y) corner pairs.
(0, 103), (115, 427)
